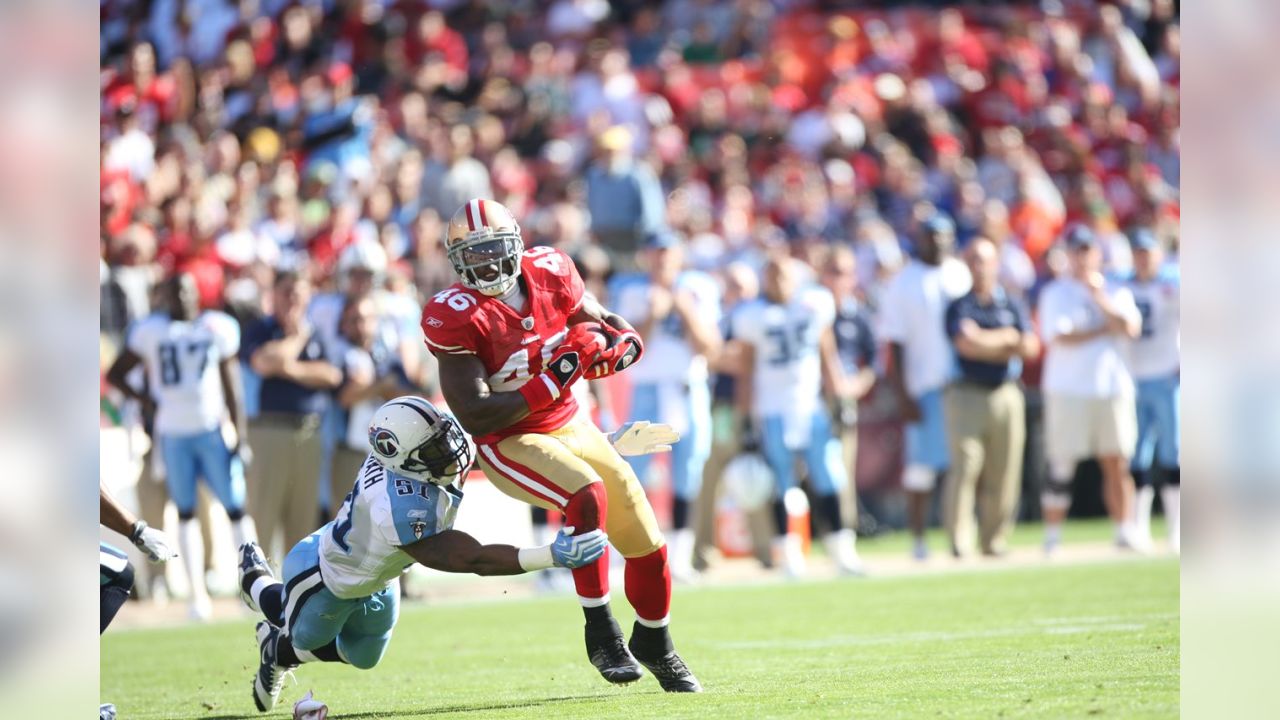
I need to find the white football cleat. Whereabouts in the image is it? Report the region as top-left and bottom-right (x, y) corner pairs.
(252, 621), (295, 712)
(99, 703), (117, 720)
(188, 594), (213, 622)
(825, 529), (866, 577)
(774, 534), (807, 578)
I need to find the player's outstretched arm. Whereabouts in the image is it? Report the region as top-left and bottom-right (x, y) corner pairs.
(401, 527), (608, 576)
(100, 481), (178, 563)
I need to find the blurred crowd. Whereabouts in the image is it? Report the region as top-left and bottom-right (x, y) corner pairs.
(99, 0), (1179, 602)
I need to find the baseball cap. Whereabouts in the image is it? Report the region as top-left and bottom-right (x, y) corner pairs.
(1128, 227), (1159, 251)
(920, 213), (955, 236)
(1064, 225), (1097, 250)
(644, 230), (682, 250)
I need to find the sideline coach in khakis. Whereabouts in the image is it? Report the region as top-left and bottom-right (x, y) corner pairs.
(942, 237), (1039, 557)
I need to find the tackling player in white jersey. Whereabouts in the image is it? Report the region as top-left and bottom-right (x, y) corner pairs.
(235, 395), (623, 712)
(1124, 229), (1180, 553)
(730, 255), (863, 577)
(106, 272), (256, 620)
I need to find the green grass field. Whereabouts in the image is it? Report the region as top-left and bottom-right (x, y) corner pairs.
(102, 549), (1179, 720)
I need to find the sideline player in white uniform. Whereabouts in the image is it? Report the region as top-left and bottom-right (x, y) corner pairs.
(1124, 229), (1180, 553)
(107, 273), (256, 620)
(236, 395), (674, 711)
(612, 230), (722, 581)
(731, 255), (863, 577)
(879, 214), (971, 560)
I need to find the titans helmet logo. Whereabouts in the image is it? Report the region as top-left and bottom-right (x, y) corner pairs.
(370, 427), (399, 458)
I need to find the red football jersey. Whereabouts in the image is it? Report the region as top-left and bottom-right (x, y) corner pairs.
(421, 246), (585, 444)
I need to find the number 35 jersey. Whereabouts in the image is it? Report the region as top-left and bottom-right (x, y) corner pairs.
(319, 454), (462, 599)
(420, 247), (585, 445)
(731, 286), (836, 421)
(126, 311), (239, 436)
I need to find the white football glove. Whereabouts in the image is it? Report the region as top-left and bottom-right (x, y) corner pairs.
(293, 690), (329, 720)
(129, 521), (178, 563)
(609, 421), (680, 456)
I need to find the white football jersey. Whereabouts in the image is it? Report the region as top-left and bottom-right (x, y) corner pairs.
(1126, 271), (1180, 380)
(318, 454), (461, 600)
(731, 285), (836, 421)
(878, 258), (972, 397)
(126, 311), (239, 435)
(613, 272), (722, 385)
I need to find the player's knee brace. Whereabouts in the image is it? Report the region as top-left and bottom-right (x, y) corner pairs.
(1041, 467), (1073, 510)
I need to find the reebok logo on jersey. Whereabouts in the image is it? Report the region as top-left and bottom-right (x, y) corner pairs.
(425, 316), (444, 328)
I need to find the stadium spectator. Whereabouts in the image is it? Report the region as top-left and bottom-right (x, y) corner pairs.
(585, 125), (666, 272)
(331, 296), (416, 513)
(243, 270), (342, 560)
(943, 238), (1039, 558)
(1036, 226), (1142, 554)
(880, 214), (971, 560)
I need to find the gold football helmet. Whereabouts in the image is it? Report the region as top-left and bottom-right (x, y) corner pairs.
(445, 198), (524, 296)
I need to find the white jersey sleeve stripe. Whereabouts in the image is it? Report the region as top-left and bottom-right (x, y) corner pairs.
(422, 335), (469, 353)
(478, 444), (568, 505)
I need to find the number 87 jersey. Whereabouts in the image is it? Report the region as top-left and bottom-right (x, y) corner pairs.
(421, 246), (587, 445)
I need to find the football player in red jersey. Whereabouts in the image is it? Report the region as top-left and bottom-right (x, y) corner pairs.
(421, 198), (701, 692)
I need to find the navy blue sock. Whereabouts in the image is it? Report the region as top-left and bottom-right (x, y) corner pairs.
(283, 637), (344, 664)
(771, 497), (788, 536)
(672, 497), (691, 530)
(817, 493), (844, 533)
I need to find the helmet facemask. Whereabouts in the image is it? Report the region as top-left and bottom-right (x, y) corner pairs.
(400, 416), (475, 485)
(447, 229), (524, 297)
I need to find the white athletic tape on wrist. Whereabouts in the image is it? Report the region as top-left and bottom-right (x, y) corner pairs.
(517, 545), (555, 572)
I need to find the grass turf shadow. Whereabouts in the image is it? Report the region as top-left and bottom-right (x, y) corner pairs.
(198, 690), (658, 719)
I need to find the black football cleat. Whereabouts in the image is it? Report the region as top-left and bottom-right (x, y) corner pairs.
(585, 622), (645, 684)
(629, 644), (703, 693)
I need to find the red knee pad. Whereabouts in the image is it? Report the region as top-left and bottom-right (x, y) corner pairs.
(564, 482), (607, 533)
(624, 545), (671, 624)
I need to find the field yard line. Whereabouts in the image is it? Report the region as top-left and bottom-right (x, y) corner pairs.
(708, 612), (1176, 650)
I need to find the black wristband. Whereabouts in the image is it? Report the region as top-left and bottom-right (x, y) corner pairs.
(129, 520), (148, 543)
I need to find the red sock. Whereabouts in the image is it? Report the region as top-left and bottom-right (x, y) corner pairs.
(624, 545), (671, 624)
(563, 483), (609, 603)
